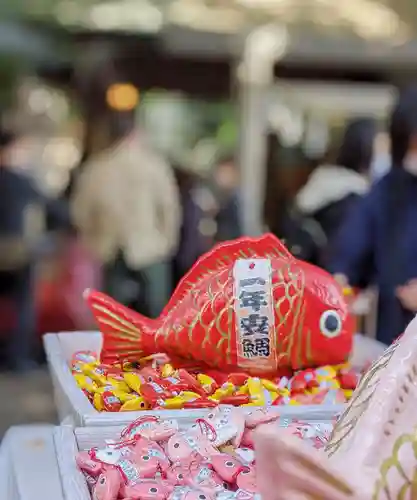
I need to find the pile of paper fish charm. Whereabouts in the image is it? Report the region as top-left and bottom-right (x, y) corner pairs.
(72, 351), (360, 411)
(76, 407), (335, 500)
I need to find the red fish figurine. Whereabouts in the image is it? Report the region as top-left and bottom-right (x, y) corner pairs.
(85, 234), (353, 376)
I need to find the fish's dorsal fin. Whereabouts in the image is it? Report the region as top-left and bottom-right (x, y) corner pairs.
(161, 233), (292, 315)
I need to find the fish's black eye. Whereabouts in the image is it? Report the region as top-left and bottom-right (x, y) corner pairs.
(173, 442), (180, 448)
(150, 487), (158, 493)
(320, 310), (342, 338)
(143, 455), (150, 461)
(199, 495), (206, 499)
(99, 476), (106, 484)
(225, 461), (234, 467)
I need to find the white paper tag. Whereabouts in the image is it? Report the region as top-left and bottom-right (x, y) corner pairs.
(233, 258), (276, 371)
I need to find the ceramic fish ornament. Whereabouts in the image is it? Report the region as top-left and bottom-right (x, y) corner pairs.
(85, 234), (354, 376)
(254, 315), (417, 500)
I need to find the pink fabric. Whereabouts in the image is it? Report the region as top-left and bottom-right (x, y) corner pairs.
(254, 425), (364, 500)
(253, 315), (417, 500)
(37, 238), (101, 332)
(61, 238), (102, 330)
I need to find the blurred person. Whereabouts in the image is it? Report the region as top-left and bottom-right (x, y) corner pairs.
(281, 118), (376, 267)
(0, 128), (70, 371)
(211, 154), (242, 242)
(329, 86), (417, 344)
(171, 164), (212, 285)
(71, 111), (181, 318)
(370, 131), (391, 182)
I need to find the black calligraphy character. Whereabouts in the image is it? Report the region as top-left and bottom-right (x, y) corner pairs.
(239, 277), (266, 288)
(239, 290), (267, 312)
(240, 314), (269, 336)
(254, 337), (270, 357)
(242, 338), (257, 358)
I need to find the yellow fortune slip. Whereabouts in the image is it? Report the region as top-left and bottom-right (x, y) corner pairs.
(74, 374), (97, 393)
(316, 365), (337, 378)
(124, 373), (142, 393)
(161, 364), (175, 378)
(211, 383), (235, 400)
(343, 389), (353, 399)
(288, 399), (301, 406)
(111, 390), (136, 404)
(251, 388), (277, 406)
(247, 377), (264, 401)
(106, 378), (131, 393)
(180, 391), (202, 401)
(83, 364), (107, 385)
(160, 396), (186, 409)
(196, 374), (216, 394)
(93, 392), (104, 411)
(261, 379), (279, 392)
(120, 397), (149, 411)
(236, 384), (249, 395)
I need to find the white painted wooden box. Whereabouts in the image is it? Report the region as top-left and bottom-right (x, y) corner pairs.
(54, 425), (144, 500)
(54, 410), (342, 500)
(0, 426), (65, 500)
(44, 331), (220, 426)
(55, 422), (220, 500)
(44, 331), (386, 427)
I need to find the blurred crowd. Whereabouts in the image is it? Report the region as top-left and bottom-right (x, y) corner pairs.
(2, 81), (417, 372)
(0, 107), (242, 372)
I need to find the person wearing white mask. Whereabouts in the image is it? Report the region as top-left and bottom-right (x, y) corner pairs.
(329, 85), (417, 345)
(370, 132), (391, 182)
(282, 118), (375, 268)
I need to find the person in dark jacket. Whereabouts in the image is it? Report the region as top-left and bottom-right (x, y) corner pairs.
(171, 165), (212, 285)
(282, 118), (376, 266)
(328, 86), (417, 345)
(0, 128), (70, 371)
(212, 155), (242, 242)
(0, 128), (43, 372)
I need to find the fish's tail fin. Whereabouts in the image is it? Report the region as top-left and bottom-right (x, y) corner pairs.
(84, 289), (157, 364)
